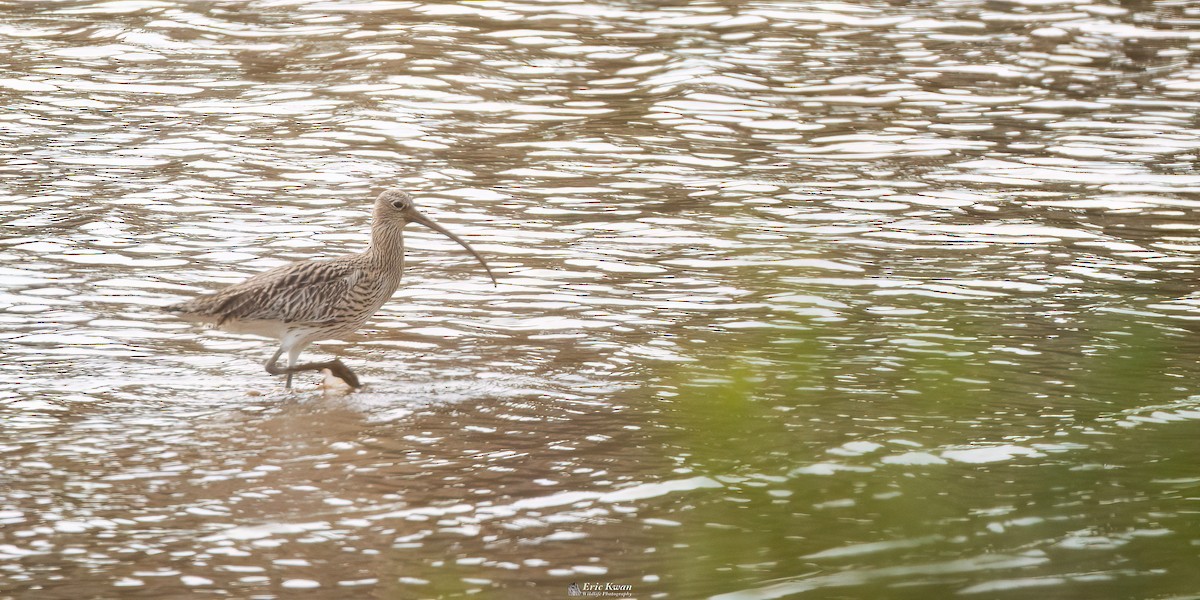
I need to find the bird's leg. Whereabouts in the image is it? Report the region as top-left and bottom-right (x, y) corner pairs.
(264, 348), (361, 388)
(264, 347), (293, 389)
(277, 359), (360, 388)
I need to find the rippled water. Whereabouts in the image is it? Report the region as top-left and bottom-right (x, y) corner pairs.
(3, 0), (1200, 597)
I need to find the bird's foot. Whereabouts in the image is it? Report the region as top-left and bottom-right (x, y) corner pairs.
(327, 360), (361, 389)
(265, 358), (359, 389)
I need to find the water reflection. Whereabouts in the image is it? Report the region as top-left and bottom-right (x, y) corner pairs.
(3, 0), (1200, 597)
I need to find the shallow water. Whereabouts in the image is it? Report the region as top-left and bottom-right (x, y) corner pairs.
(3, 0), (1200, 598)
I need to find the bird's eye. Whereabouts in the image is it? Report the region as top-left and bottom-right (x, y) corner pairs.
(391, 201), (408, 210)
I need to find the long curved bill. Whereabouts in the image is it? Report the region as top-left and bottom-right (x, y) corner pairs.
(410, 212), (498, 285)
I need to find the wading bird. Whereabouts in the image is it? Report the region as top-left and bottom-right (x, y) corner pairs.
(166, 189), (496, 388)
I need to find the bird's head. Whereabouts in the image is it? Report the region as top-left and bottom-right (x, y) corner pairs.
(377, 189), (418, 219)
(375, 189), (497, 285)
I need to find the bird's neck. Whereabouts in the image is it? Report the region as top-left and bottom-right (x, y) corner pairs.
(364, 219), (407, 272)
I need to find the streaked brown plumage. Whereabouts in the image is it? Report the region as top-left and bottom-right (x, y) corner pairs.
(166, 189), (496, 388)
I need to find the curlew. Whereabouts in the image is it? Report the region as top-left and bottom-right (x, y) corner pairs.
(166, 189), (496, 389)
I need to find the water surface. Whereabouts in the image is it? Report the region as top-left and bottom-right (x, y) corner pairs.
(3, 0), (1200, 598)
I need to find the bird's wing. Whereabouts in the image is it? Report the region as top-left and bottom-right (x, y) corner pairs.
(176, 260), (366, 326)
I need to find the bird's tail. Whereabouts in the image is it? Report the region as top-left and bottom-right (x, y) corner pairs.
(161, 301), (190, 314)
